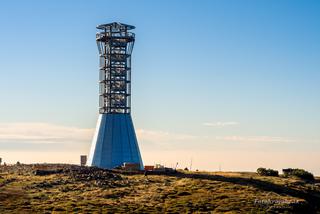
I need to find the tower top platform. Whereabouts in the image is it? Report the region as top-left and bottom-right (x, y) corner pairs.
(97, 22), (135, 31)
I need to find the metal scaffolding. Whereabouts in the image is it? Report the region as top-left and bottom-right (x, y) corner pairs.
(96, 22), (135, 114)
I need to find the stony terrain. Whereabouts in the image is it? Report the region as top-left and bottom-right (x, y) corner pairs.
(0, 164), (319, 213)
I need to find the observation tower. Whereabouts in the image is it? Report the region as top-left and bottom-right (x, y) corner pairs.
(88, 22), (143, 169)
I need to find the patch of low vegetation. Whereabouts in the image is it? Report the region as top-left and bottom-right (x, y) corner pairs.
(257, 167), (279, 177)
(0, 164), (319, 213)
(283, 168), (315, 181)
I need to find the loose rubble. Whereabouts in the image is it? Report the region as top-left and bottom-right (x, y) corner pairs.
(64, 166), (125, 187)
(1, 163), (126, 188)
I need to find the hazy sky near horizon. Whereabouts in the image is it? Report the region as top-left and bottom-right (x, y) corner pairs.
(0, 1), (319, 174)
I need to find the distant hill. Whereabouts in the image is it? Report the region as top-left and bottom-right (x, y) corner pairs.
(0, 164), (319, 213)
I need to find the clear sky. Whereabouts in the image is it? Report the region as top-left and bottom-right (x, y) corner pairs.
(0, 0), (319, 174)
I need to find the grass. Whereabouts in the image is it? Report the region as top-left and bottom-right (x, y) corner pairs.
(0, 164), (319, 213)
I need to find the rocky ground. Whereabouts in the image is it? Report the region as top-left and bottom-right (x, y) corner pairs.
(0, 164), (319, 213)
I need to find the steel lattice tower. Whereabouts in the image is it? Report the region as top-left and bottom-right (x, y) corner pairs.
(88, 22), (143, 169)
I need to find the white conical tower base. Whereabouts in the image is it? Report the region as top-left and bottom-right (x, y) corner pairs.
(88, 114), (143, 169)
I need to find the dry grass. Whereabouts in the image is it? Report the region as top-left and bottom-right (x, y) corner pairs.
(0, 164), (319, 213)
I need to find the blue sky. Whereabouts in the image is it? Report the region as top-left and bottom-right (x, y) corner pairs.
(0, 0), (319, 174)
